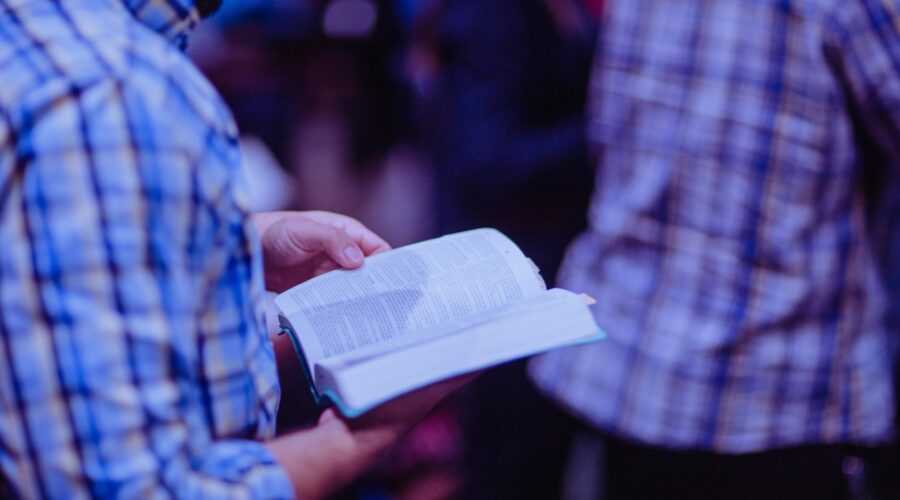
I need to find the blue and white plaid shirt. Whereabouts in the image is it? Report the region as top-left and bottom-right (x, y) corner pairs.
(531, 0), (900, 453)
(0, 0), (292, 497)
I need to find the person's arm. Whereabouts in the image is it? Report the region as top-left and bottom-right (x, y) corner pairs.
(0, 73), (305, 497)
(827, 0), (900, 329)
(827, 0), (900, 167)
(267, 374), (472, 499)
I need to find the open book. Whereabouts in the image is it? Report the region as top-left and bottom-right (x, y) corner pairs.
(275, 228), (604, 417)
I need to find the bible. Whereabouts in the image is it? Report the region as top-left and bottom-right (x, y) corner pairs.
(275, 228), (604, 417)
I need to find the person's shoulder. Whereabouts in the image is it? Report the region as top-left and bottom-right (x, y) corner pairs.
(0, 2), (233, 145)
(0, 3), (121, 113)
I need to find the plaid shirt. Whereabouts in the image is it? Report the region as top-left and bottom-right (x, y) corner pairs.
(0, 0), (292, 497)
(531, 0), (900, 453)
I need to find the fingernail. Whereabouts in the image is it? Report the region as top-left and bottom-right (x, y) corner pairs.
(343, 246), (364, 263)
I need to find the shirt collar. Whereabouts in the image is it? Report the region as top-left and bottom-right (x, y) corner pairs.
(120, 0), (201, 49)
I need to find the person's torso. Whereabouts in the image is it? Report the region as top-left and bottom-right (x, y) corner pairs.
(532, 0), (896, 452)
(0, 0), (279, 462)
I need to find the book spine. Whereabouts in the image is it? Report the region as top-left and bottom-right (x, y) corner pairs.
(277, 314), (324, 406)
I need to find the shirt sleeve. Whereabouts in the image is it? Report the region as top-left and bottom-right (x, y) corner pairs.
(2, 68), (293, 498)
(827, 0), (900, 169)
(828, 1), (900, 329)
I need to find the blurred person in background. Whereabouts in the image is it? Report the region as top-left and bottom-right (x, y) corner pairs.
(412, 0), (597, 498)
(421, 0), (595, 280)
(530, 1), (900, 499)
(0, 0), (468, 497)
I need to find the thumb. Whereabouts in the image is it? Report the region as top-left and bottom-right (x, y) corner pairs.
(280, 218), (366, 269)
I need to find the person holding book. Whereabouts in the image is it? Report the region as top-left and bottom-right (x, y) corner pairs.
(0, 1), (467, 498)
(530, 0), (900, 498)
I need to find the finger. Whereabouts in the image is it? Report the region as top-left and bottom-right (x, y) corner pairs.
(351, 227), (391, 256)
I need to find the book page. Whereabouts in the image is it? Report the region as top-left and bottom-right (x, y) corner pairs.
(314, 289), (603, 414)
(320, 289), (583, 369)
(275, 228), (546, 366)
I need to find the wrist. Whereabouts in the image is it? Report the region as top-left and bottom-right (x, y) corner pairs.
(323, 411), (406, 462)
(348, 421), (407, 458)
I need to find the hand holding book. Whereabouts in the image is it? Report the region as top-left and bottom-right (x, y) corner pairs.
(254, 210), (392, 292)
(259, 219), (602, 499)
